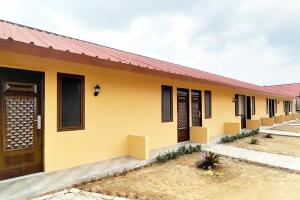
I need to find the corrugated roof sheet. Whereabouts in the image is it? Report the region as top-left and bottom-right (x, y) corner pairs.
(0, 19), (294, 98)
(264, 83), (300, 97)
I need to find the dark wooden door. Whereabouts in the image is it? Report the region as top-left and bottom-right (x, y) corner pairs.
(0, 67), (44, 180)
(240, 95), (246, 129)
(177, 89), (189, 142)
(246, 96), (251, 120)
(191, 90), (202, 127)
(269, 99), (275, 117)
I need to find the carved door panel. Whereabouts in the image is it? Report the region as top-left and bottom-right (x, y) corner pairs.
(191, 90), (202, 127)
(177, 89), (189, 142)
(0, 67), (44, 180)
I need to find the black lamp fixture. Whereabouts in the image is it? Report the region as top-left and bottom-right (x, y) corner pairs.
(232, 97), (237, 103)
(94, 84), (101, 96)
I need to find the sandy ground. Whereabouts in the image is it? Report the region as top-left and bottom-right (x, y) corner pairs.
(78, 153), (300, 200)
(272, 124), (300, 133)
(228, 134), (300, 157)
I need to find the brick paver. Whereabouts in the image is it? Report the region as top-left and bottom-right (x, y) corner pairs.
(31, 189), (126, 200)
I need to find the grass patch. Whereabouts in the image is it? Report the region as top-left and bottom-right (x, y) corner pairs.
(155, 145), (201, 163)
(220, 129), (259, 144)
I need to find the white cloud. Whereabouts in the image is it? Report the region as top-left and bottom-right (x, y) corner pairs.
(0, 0), (299, 85)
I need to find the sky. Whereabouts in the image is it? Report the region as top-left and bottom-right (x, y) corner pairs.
(0, 0), (299, 85)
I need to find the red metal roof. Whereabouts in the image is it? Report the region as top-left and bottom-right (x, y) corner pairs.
(264, 83), (300, 97)
(0, 19), (294, 98)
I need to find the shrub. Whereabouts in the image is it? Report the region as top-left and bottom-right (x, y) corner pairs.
(196, 151), (220, 170)
(249, 138), (258, 144)
(220, 128), (259, 144)
(264, 134), (273, 138)
(156, 145), (201, 163)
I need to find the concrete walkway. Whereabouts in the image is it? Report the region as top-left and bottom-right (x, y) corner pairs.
(289, 123), (300, 126)
(260, 129), (300, 137)
(203, 144), (300, 172)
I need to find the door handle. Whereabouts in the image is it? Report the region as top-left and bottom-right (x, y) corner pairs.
(34, 115), (42, 130)
(198, 111), (202, 118)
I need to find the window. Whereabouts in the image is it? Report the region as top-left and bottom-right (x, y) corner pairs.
(204, 90), (212, 118)
(297, 98), (300, 112)
(235, 94), (245, 116)
(266, 98), (269, 114)
(162, 85), (173, 122)
(252, 96), (256, 115)
(58, 73), (85, 131)
(275, 99), (277, 113)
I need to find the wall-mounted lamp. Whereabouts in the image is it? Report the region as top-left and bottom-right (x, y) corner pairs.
(94, 84), (101, 96)
(232, 97), (237, 103)
(277, 100), (280, 104)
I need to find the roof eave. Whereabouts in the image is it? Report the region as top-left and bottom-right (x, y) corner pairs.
(0, 39), (294, 99)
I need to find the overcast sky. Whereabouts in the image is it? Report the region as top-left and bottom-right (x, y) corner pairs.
(0, 0), (299, 85)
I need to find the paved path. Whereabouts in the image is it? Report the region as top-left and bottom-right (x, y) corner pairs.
(31, 188), (126, 200)
(289, 123), (300, 126)
(260, 129), (300, 137)
(203, 144), (300, 172)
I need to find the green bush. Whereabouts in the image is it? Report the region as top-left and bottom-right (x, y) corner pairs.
(220, 129), (259, 144)
(249, 138), (258, 144)
(156, 145), (201, 163)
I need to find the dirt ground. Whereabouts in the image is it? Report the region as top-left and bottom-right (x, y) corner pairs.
(227, 134), (300, 157)
(78, 152), (300, 200)
(271, 124), (300, 133)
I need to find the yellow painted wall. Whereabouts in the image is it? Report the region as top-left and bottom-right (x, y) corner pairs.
(127, 135), (149, 160)
(261, 118), (274, 126)
(274, 116), (284, 124)
(0, 51), (294, 171)
(190, 127), (209, 144)
(246, 120), (261, 129)
(224, 123), (240, 135)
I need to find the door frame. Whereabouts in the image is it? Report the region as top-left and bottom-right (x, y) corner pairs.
(0, 66), (45, 179)
(177, 88), (190, 143)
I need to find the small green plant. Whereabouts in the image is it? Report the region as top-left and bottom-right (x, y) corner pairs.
(220, 129), (259, 143)
(196, 151), (220, 170)
(249, 138), (258, 144)
(156, 145), (201, 163)
(203, 169), (223, 177)
(264, 134), (273, 138)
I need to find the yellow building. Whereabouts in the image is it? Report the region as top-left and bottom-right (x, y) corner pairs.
(0, 19), (297, 185)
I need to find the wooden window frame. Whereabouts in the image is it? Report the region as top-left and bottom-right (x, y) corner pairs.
(204, 90), (212, 119)
(252, 96), (256, 115)
(57, 73), (85, 132)
(161, 85), (173, 122)
(235, 94), (240, 116)
(235, 94), (245, 116)
(266, 98), (269, 114)
(296, 98), (300, 112)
